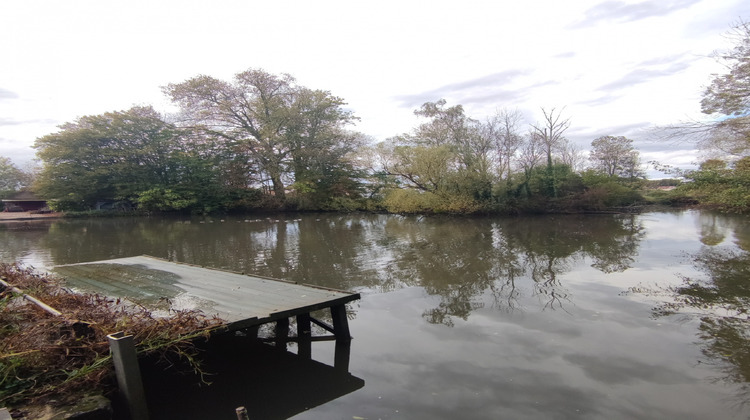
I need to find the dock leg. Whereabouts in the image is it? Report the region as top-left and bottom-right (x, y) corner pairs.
(334, 340), (351, 372)
(296, 313), (312, 359)
(330, 304), (351, 341)
(274, 318), (289, 349)
(108, 332), (149, 420)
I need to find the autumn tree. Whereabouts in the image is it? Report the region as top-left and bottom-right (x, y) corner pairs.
(376, 100), (499, 212)
(699, 20), (750, 157)
(589, 135), (643, 178)
(163, 68), (358, 202)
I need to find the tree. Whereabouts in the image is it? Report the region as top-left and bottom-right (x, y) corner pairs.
(531, 107), (571, 197)
(411, 100), (494, 200)
(589, 135), (643, 178)
(557, 138), (586, 172)
(32, 106), (217, 211)
(286, 88), (366, 204)
(482, 108), (523, 183)
(701, 21), (750, 117)
(163, 68), (358, 201)
(531, 107), (571, 169)
(699, 21), (750, 157)
(0, 157), (31, 198)
(677, 157), (750, 213)
(516, 131), (545, 197)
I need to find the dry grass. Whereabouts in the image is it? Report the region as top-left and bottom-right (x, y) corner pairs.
(0, 262), (224, 409)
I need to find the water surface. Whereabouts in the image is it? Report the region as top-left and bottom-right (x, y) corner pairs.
(1, 211), (749, 419)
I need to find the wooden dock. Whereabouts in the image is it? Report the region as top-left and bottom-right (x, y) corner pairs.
(52, 255), (361, 344)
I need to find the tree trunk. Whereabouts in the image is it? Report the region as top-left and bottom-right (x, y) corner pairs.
(270, 172), (286, 200)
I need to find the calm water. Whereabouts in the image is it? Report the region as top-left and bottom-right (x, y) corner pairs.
(2, 211), (750, 419)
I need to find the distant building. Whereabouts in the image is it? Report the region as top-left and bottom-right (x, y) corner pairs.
(2, 191), (49, 212)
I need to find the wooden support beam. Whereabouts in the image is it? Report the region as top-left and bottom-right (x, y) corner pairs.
(296, 313), (312, 359)
(334, 340), (351, 372)
(309, 316), (335, 334)
(330, 304), (352, 340)
(259, 335), (336, 343)
(274, 318), (289, 349)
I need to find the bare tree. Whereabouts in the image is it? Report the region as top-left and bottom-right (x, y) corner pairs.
(556, 138), (586, 172)
(531, 107), (571, 168)
(516, 131), (545, 196)
(484, 108), (524, 182)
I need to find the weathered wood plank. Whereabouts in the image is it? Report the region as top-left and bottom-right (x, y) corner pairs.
(52, 256), (360, 330)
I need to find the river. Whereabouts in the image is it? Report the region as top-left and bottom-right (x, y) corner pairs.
(1, 210), (749, 419)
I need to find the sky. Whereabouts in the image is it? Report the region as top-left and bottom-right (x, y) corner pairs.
(1, 0), (749, 178)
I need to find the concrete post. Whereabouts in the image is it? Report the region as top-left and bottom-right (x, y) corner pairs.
(108, 332), (149, 420)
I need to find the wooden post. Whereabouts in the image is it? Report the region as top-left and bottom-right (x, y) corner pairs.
(330, 304), (351, 340)
(296, 313), (312, 359)
(108, 332), (149, 420)
(334, 340), (351, 372)
(241, 325), (259, 339)
(274, 317), (289, 349)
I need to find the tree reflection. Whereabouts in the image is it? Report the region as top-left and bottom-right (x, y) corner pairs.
(381, 214), (644, 326)
(649, 245), (750, 408)
(6, 213), (646, 327)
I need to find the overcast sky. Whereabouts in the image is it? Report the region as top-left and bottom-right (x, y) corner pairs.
(2, 0), (749, 177)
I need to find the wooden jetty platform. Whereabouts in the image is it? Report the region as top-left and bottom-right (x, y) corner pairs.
(49, 256), (362, 419)
(52, 255), (361, 343)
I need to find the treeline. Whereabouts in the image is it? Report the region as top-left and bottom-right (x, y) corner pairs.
(23, 68), (651, 215)
(5, 20), (750, 215)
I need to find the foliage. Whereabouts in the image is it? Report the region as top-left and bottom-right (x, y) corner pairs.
(34, 106), (180, 210)
(136, 188), (197, 212)
(701, 21), (750, 117)
(163, 68), (361, 203)
(526, 164), (584, 199)
(573, 182), (643, 211)
(33, 106), (255, 214)
(700, 20), (750, 158)
(676, 157), (750, 213)
(589, 135), (643, 179)
(382, 188), (482, 214)
(28, 70), (657, 216)
(0, 157), (31, 199)
(0, 263), (223, 408)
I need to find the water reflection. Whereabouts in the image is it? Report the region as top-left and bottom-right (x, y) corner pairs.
(638, 215), (750, 408)
(0, 214), (646, 327)
(378, 215), (644, 325)
(142, 334), (364, 419)
(4, 212), (750, 418)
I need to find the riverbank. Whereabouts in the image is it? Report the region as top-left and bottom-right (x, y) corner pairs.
(0, 263), (222, 419)
(0, 212), (63, 222)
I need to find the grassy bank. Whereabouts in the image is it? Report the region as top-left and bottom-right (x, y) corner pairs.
(0, 263), (223, 417)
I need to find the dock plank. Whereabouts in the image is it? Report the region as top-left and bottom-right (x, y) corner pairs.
(52, 256), (360, 331)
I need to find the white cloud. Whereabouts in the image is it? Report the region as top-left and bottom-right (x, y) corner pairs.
(0, 0), (749, 172)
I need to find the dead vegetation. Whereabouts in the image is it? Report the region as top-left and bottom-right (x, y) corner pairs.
(0, 262), (224, 410)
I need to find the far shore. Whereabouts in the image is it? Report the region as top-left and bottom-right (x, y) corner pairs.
(0, 211), (64, 221)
